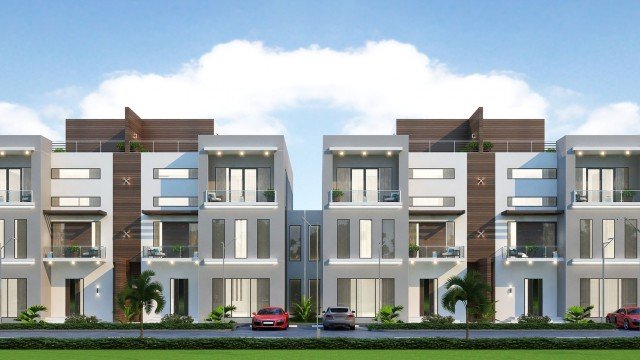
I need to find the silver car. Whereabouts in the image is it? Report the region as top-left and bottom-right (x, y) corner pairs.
(322, 307), (356, 330)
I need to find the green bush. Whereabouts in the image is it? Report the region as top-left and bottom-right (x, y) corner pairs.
(518, 314), (551, 324)
(0, 322), (234, 330)
(64, 314), (99, 325)
(0, 337), (638, 350)
(160, 314), (194, 325)
(15, 305), (47, 324)
(461, 141), (494, 152)
(206, 305), (237, 322)
(421, 314), (455, 325)
(292, 297), (315, 322)
(564, 305), (594, 323)
(367, 322), (615, 330)
(375, 305), (404, 323)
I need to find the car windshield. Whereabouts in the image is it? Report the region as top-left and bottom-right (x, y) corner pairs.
(329, 308), (350, 313)
(258, 308), (282, 315)
(628, 308), (640, 315)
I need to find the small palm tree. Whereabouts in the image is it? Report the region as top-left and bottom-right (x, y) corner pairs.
(375, 305), (404, 323)
(564, 305), (594, 323)
(292, 296), (315, 322)
(121, 270), (165, 338)
(442, 271), (491, 339)
(15, 305), (47, 323)
(206, 305), (237, 322)
(115, 292), (138, 324)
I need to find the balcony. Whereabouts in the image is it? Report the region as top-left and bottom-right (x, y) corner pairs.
(204, 190), (277, 208)
(142, 246), (198, 262)
(573, 190), (640, 207)
(501, 246), (561, 264)
(409, 246), (465, 263)
(0, 190), (33, 207)
(329, 190), (402, 208)
(43, 246), (106, 262)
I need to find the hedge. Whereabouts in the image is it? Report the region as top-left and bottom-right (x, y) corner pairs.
(0, 322), (234, 330)
(0, 337), (638, 350)
(367, 322), (616, 330)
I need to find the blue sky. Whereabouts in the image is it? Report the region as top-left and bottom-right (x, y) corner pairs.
(1, 0), (639, 209)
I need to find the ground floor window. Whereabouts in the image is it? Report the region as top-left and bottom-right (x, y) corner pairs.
(309, 279), (321, 314)
(420, 279), (437, 316)
(580, 278), (637, 317)
(65, 278), (84, 316)
(336, 278), (394, 317)
(0, 278), (26, 317)
(288, 279), (301, 313)
(170, 279), (189, 316)
(211, 278), (270, 317)
(524, 278), (543, 316)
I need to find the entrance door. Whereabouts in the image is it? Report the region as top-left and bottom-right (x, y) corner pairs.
(65, 279), (84, 316)
(524, 279), (543, 316)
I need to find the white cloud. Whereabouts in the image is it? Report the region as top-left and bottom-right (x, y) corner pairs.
(572, 102), (640, 135)
(0, 102), (61, 139)
(79, 40), (548, 135)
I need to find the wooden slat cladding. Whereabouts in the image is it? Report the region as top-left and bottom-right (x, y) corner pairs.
(112, 152), (141, 322)
(66, 119), (125, 141)
(142, 119), (214, 140)
(483, 119), (545, 152)
(466, 153), (495, 301)
(396, 119), (470, 152)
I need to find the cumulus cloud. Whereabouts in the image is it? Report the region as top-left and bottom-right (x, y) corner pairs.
(572, 102), (640, 135)
(79, 40), (548, 135)
(0, 102), (62, 139)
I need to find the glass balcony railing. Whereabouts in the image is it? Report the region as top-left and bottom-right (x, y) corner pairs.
(501, 246), (558, 259)
(205, 190), (276, 204)
(142, 246), (198, 259)
(330, 190), (401, 203)
(43, 246), (106, 259)
(0, 190), (33, 204)
(411, 246), (465, 259)
(573, 190), (640, 203)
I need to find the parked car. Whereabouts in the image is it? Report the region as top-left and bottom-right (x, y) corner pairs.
(251, 307), (289, 330)
(322, 307), (356, 330)
(606, 307), (640, 330)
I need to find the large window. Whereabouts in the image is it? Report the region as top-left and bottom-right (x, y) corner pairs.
(337, 278), (395, 317)
(525, 279), (543, 316)
(580, 219), (593, 259)
(65, 278), (83, 316)
(351, 168), (378, 202)
(288, 279), (301, 313)
(52, 196), (101, 207)
(212, 219), (225, 258)
(411, 197), (455, 207)
(289, 225), (301, 261)
(382, 219), (395, 258)
(170, 279), (189, 316)
(153, 168), (197, 179)
(257, 219), (270, 259)
(410, 168), (455, 179)
(212, 278), (270, 317)
(52, 168), (101, 179)
(576, 167), (628, 202)
(0, 278), (26, 317)
(0, 168), (31, 202)
(153, 197), (198, 207)
(309, 279), (321, 314)
(14, 219), (27, 259)
(506, 222), (557, 257)
(507, 197), (557, 207)
(508, 168), (556, 179)
(603, 219), (615, 259)
(625, 219), (637, 259)
(308, 225), (320, 261)
(359, 220), (372, 258)
(337, 220), (350, 259)
(213, 167), (272, 202)
(335, 167), (393, 203)
(0, 219), (4, 258)
(410, 221), (457, 258)
(580, 278), (637, 317)
(420, 279), (437, 316)
(234, 220), (247, 258)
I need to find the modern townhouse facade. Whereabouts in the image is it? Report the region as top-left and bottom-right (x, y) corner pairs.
(1, 106), (638, 324)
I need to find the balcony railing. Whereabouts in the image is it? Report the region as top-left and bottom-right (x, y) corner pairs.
(44, 246), (106, 259)
(330, 190), (401, 203)
(407, 140), (557, 153)
(51, 140), (198, 153)
(411, 246), (465, 259)
(205, 190), (276, 204)
(0, 190), (33, 204)
(501, 246), (558, 259)
(573, 190), (640, 203)
(142, 246), (198, 259)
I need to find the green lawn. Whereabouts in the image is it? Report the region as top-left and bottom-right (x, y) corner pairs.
(0, 350), (635, 359)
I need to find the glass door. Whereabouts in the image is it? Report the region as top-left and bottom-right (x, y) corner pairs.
(65, 279), (84, 316)
(525, 279), (543, 316)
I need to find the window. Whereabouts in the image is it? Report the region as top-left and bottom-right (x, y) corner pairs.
(0, 220), (4, 258)
(625, 219), (637, 259)
(576, 167), (628, 202)
(14, 219), (26, 259)
(410, 221), (457, 258)
(411, 197), (455, 207)
(603, 220), (615, 258)
(171, 279), (189, 316)
(212, 278), (269, 317)
(51, 168), (100, 179)
(51, 222), (101, 255)
(580, 278), (637, 317)
(420, 279), (437, 316)
(153, 168), (197, 179)
(288, 279), (301, 313)
(0, 278), (26, 317)
(235, 220), (247, 258)
(309, 279), (321, 314)
(580, 219), (593, 259)
(153, 197), (197, 207)
(52, 197), (101, 207)
(506, 222), (557, 257)
(382, 219), (395, 258)
(65, 278), (83, 316)
(289, 225), (301, 261)
(507, 168), (556, 179)
(212, 220), (225, 258)
(410, 168), (455, 179)
(309, 225), (320, 261)
(351, 168), (378, 202)
(359, 220), (372, 258)
(525, 279), (543, 316)
(213, 167), (272, 203)
(337, 220), (350, 259)
(0, 168), (31, 203)
(507, 197), (557, 207)
(257, 219), (270, 259)
(337, 278), (395, 317)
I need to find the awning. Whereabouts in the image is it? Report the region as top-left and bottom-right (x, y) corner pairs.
(501, 210), (564, 216)
(142, 210), (198, 216)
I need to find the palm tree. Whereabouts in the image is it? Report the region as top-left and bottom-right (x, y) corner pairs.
(442, 270), (491, 339)
(121, 270), (166, 338)
(15, 305), (47, 323)
(375, 305), (404, 323)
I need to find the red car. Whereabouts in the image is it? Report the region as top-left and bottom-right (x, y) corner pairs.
(251, 307), (289, 330)
(606, 307), (640, 330)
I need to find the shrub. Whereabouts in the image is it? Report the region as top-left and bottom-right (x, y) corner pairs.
(160, 314), (194, 325)
(518, 314), (551, 324)
(15, 305), (47, 324)
(292, 297), (315, 322)
(375, 305), (404, 323)
(564, 305), (594, 323)
(367, 322), (614, 330)
(462, 141), (494, 152)
(206, 305), (237, 322)
(0, 322), (234, 330)
(64, 314), (99, 325)
(421, 314), (455, 325)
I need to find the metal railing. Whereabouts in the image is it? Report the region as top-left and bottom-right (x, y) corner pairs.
(411, 246), (465, 259)
(51, 140), (198, 153)
(205, 190), (277, 203)
(573, 190), (640, 203)
(43, 246), (106, 259)
(408, 140), (556, 153)
(330, 190), (401, 203)
(142, 245), (198, 259)
(501, 246), (558, 259)
(0, 190), (33, 204)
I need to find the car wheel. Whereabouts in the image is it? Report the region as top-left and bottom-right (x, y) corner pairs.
(350, 325), (355, 330)
(624, 319), (630, 330)
(251, 326), (256, 331)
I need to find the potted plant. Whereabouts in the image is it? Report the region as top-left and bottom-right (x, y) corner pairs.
(622, 190), (635, 202)
(262, 189), (275, 202)
(409, 243), (421, 258)
(332, 188), (344, 202)
(171, 245), (184, 257)
(68, 245), (81, 258)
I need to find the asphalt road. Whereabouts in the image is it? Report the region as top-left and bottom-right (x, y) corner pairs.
(0, 325), (639, 339)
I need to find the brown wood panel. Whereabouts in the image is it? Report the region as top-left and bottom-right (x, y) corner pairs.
(396, 119), (470, 152)
(142, 119), (214, 140)
(483, 119), (545, 151)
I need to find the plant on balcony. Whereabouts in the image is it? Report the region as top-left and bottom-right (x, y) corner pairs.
(442, 270), (492, 339)
(518, 314), (551, 324)
(409, 243), (421, 258)
(15, 305), (47, 324)
(622, 190), (635, 202)
(262, 189), (275, 202)
(332, 188), (344, 202)
(563, 305), (594, 323)
(375, 305), (404, 323)
(67, 245), (81, 258)
(119, 270), (166, 338)
(171, 245), (184, 257)
(130, 141), (147, 152)
(205, 305), (237, 322)
(292, 296), (316, 322)
(53, 148), (66, 153)
(115, 141), (125, 152)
